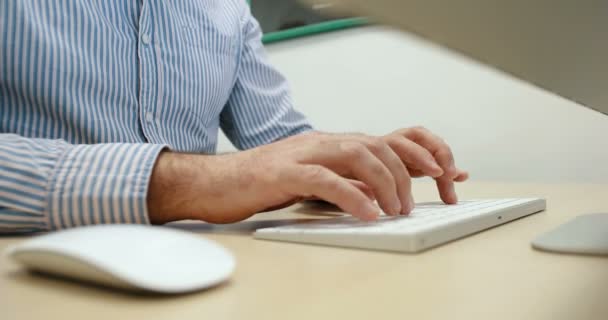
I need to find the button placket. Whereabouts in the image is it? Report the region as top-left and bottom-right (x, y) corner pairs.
(141, 33), (151, 45)
(137, 2), (158, 142)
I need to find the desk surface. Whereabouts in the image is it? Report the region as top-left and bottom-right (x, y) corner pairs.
(2, 181), (608, 320)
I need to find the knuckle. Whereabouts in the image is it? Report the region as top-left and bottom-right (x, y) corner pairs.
(400, 173), (412, 187)
(365, 137), (387, 153)
(372, 164), (395, 184)
(410, 126), (429, 136)
(305, 165), (327, 182)
(340, 142), (366, 160)
(397, 162), (411, 179)
(441, 139), (452, 151)
(370, 163), (386, 176)
(384, 135), (399, 146)
(324, 176), (341, 190)
(308, 167), (341, 190)
(436, 146), (454, 159)
(413, 125), (428, 132)
(275, 165), (303, 188)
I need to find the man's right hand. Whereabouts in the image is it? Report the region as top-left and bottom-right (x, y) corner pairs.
(147, 129), (468, 225)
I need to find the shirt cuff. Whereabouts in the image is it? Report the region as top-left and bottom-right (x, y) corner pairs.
(46, 143), (166, 230)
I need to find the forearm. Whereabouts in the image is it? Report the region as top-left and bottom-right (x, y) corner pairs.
(146, 149), (273, 225)
(147, 151), (242, 224)
(147, 152), (205, 224)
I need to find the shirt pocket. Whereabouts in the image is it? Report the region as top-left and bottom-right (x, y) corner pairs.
(170, 6), (242, 125)
(182, 17), (240, 58)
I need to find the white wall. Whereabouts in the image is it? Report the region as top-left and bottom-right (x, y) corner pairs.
(218, 26), (608, 183)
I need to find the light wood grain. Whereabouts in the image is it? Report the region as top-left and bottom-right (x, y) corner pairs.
(2, 181), (608, 320)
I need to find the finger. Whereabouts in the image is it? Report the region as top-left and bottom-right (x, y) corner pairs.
(335, 142), (402, 215)
(410, 168), (469, 182)
(407, 168), (426, 178)
(454, 170), (469, 182)
(289, 165), (380, 221)
(406, 193), (415, 216)
(346, 179), (376, 200)
(436, 177), (457, 204)
(412, 169), (466, 204)
(385, 136), (444, 178)
(346, 135), (413, 215)
(437, 175), (457, 204)
(401, 127), (459, 179)
(400, 127), (460, 203)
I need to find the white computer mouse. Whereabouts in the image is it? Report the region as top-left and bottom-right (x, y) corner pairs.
(5, 224), (235, 294)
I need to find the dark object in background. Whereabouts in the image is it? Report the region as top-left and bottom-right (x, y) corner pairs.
(250, 0), (351, 33)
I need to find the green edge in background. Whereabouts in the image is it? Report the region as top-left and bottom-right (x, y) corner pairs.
(245, 0), (368, 44)
(261, 17), (369, 44)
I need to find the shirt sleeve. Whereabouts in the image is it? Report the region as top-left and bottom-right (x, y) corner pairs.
(220, 5), (313, 150)
(0, 134), (165, 234)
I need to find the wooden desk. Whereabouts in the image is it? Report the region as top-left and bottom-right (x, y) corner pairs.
(2, 182), (608, 320)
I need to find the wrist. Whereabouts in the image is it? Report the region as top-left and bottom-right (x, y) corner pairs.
(147, 151), (207, 224)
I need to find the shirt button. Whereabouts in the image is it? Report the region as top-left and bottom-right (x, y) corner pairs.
(141, 34), (151, 45)
(145, 112), (154, 123)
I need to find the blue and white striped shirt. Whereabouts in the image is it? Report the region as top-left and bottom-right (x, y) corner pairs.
(0, 0), (312, 233)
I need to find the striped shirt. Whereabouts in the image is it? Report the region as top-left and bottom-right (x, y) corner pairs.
(0, 0), (312, 233)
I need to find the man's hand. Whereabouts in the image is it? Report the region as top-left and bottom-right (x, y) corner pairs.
(147, 128), (468, 224)
(382, 127), (468, 204)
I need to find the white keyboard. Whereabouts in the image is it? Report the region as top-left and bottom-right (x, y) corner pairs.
(254, 198), (546, 253)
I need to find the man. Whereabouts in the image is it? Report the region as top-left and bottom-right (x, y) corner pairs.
(0, 0), (468, 233)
